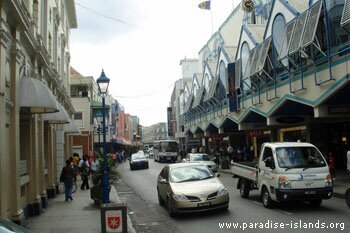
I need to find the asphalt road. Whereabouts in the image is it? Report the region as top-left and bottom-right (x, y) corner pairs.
(115, 159), (350, 233)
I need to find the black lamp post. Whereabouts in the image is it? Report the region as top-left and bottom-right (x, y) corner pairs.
(96, 69), (110, 203)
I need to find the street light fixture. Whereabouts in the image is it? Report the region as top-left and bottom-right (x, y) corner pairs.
(96, 69), (110, 204)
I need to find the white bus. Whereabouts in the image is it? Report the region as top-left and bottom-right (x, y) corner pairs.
(153, 140), (178, 163)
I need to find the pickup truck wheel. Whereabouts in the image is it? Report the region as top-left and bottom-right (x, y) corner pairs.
(240, 179), (250, 198)
(345, 188), (350, 208)
(309, 199), (322, 206)
(261, 187), (273, 208)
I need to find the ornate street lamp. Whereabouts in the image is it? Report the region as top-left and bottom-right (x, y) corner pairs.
(96, 69), (110, 203)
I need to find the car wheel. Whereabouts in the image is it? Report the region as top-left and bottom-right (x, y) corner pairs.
(240, 179), (250, 198)
(167, 197), (176, 217)
(130, 166), (133, 170)
(309, 199), (322, 206)
(261, 186), (273, 208)
(346, 188), (350, 208)
(157, 189), (165, 206)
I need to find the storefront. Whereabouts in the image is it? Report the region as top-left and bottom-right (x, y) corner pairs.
(278, 125), (308, 143)
(246, 130), (273, 158)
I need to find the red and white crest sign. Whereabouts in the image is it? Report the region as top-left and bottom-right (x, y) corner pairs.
(105, 210), (122, 232)
(108, 216), (120, 229)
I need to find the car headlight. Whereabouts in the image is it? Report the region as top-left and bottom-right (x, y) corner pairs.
(278, 176), (291, 189)
(130, 161), (134, 164)
(172, 193), (188, 201)
(218, 186), (228, 196)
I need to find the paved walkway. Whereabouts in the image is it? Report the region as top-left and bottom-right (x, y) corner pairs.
(25, 181), (136, 233)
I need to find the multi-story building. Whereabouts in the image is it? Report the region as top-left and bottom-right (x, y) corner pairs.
(142, 123), (168, 147)
(0, 0), (77, 223)
(181, 0), (350, 169)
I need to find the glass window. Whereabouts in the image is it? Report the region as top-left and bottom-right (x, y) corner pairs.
(219, 61), (227, 91)
(276, 147), (327, 169)
(204, 74), (210, 91)
(170, 165), (214, 183)
(241, 42), (250, 92)
(272, 14), (286, 57)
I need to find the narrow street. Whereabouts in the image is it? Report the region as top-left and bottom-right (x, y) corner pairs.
(115, 159), (350, 233)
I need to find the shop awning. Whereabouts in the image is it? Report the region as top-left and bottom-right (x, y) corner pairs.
(113, 136), (131, 145)
(20, 77), (59, 113)
(42, 102), (70, 124)
(63, 118), (81, 134)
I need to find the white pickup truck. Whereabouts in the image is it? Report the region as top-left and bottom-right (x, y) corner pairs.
(231, 142), (333, 208)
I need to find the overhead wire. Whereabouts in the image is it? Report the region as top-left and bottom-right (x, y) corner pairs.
(75, 2), (142, 30)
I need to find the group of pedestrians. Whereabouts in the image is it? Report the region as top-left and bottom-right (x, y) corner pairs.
(60, 153), (100, 202)
(227, 144), (254, 163)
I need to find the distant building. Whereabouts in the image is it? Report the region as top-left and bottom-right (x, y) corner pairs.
(142, 123), (168, 146)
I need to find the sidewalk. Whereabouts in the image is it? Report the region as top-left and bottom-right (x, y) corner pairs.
(25, 181), (136, 233)
(219, 168), (350, 199)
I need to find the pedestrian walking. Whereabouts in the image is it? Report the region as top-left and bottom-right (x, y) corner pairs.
(80, 155), (90, 190)
(328, 152), (335, 180)
(60, 159), (76, 201)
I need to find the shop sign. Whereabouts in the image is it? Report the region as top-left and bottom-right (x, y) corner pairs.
(247, 130), (263, 137)
(211, 135), (223, 141)
(328, 105), (350, 114)
(276, 116), (304, 124)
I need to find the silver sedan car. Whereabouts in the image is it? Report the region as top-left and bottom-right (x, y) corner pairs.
(157, 163), (229, 217)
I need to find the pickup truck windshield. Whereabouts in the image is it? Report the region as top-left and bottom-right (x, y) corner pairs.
(276, 147), (327, 169)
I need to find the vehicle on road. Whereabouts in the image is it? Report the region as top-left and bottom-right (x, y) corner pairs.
(231, 142), (333, 208)
(182, 153), (218, 173)
(0, 218), (32, 233)
(153, 140), (178, 163)
(157, 163), (229, 217)
(129, 152), (149, 170)
(346, 187), (350, 208)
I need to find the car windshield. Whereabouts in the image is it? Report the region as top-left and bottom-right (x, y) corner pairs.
(132, 154), (145, 160)
(276, 146), (327, 169)
(191, 154), (211, 161)
(170, 165), (214, 183)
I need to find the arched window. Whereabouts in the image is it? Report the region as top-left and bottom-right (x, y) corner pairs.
(272, 14), (286, 56)
(272, 14), (287, 67)
(219, 61), (227, 91)
(241, 42), (250, 92)
(204, 74), (210, 91)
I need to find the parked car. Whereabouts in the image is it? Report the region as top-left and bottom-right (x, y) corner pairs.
(183, 153), (218, 173)
(0, 218), (32, 233)
(157, 163), (229, 217)
(129, 152), (149, 170)
(346, 187), (350, 208)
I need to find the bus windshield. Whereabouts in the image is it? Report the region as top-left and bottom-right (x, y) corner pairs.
(160, 142), (178, 152)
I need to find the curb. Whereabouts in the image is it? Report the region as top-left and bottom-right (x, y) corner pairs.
(110, 185), (137, 233)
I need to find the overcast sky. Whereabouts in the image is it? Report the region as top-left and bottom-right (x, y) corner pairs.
(70, 0), (241, 127)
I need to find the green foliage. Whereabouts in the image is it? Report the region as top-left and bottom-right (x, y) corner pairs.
(91, 151), (118, 187)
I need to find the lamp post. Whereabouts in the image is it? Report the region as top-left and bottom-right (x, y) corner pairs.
(96, 69), (110, 204)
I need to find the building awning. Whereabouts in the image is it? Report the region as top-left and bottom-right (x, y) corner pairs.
(63, 118), (81, 134)
(20, 77), (59, 113)
(112, 136), (131, 145)
(91, 100), (110, 108)
(42, 102), (70, 124)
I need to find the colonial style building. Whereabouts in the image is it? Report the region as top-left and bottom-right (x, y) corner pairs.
(0, 0), (77, 223)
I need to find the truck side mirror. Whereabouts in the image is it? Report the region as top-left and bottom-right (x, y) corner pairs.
(264, 157), (275, 169)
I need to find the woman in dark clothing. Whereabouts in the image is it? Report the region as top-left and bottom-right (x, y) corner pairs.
(60, 159), (76, 201)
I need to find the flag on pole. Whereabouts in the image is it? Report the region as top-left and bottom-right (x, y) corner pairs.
(198, 1), (210, 10)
